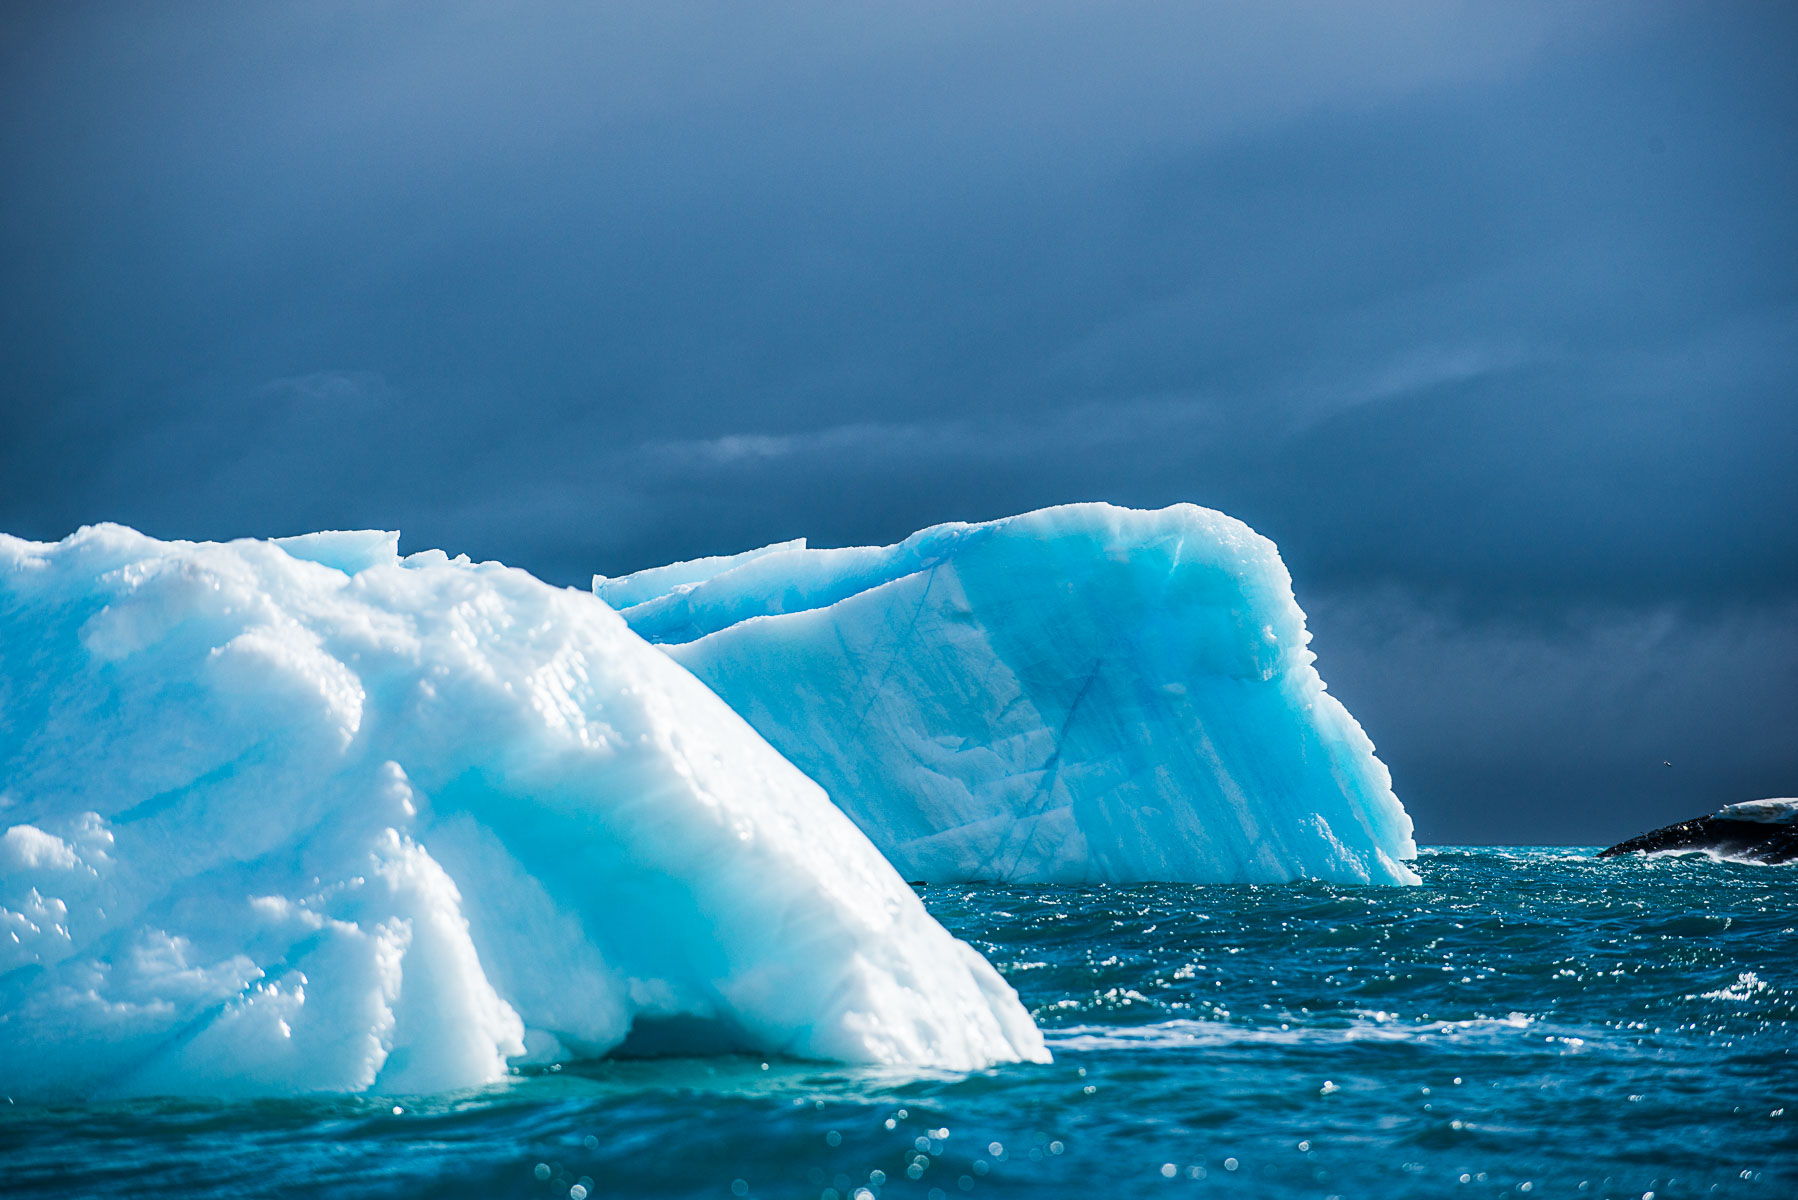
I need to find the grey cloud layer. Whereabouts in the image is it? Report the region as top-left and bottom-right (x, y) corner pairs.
(2, 1), (1793, 841)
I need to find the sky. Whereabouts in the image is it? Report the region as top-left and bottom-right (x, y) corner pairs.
(2, 1), (1794, 844)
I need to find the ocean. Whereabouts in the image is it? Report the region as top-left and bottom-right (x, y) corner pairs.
(4, 848), (1792, 1199)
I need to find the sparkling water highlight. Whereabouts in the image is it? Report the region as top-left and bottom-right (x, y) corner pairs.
(4, 848), (1792, 1198)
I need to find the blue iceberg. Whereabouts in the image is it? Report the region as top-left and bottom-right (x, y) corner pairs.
(0, 525), (1046, 1100)
(597, 503), (1418, 886)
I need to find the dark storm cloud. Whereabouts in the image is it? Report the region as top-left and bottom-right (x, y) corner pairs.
(2, 1), (1793, 840)
(1306, 594), (1798, 844)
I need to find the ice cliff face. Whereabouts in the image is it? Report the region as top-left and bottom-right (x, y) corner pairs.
(0, 526), (1046, 1100)
(597, 503), (1418, 886)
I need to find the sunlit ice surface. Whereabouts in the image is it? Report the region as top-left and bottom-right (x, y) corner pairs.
(600, 503), (1417, 886)
(0, 524), (1043, 1100)
(5, 848), (1791, 1198)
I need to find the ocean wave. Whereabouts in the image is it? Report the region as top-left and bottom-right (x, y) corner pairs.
(1041, 1011), (1598, 1054)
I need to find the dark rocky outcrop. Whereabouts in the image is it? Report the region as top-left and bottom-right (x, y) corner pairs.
(1600, 799), (1798, 864)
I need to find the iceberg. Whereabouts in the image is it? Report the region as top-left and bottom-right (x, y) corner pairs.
(596, 503), (1418, 886)
(0, 525), (1046, 1100)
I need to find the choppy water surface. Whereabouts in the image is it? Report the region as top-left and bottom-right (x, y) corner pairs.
(4, 849), (1793, 1199)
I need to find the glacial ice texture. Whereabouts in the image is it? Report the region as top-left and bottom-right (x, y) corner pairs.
(0, 526), (1046, 1100)
(597, 503), (1418, 886)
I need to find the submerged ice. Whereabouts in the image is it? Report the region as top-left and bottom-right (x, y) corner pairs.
(0, 526), (1046, 1100)
(597, 503), (1417, 886)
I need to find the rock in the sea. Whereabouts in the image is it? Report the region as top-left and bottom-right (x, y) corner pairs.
(1598, 799), (1798, 864)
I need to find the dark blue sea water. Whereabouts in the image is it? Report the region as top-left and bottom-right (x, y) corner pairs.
(4, 848), (1793, 1199)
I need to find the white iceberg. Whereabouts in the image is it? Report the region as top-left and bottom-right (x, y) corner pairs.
(597, 503), (1418, 886)
(1715, 798), (1798, 825)
(0, 525), (1046, 1100)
